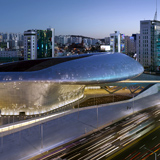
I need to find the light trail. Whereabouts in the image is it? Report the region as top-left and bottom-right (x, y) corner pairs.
(78, 146), (101, 160)
(68, 153), (81, 160)
(87, 134), (115, 151)
(130, 152), (141, 160)
(122, 114), (146, 127)
(96, 146), (119, 160)
(88, 145), (116, 160)
(118, 120), (154, 140)
(124, 151), (136, 159)
(118, 124), (136, 135)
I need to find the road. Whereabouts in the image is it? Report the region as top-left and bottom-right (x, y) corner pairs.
(108, 118), (160, 160)
(31, 105), (160, 160)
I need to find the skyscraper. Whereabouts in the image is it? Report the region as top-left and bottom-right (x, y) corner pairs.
(24, 30), (37, 60)
(110, 31), (125, 53)
(24, 28), (55, 60)
(110, 31), (120, 52)
(125, 36), (136, 56)
(137, 20), (160, 71)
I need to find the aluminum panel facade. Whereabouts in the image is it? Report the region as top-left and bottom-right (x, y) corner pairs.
(0, 53), (144, 115)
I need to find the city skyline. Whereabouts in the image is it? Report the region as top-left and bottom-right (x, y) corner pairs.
(0, 0), (159, 38)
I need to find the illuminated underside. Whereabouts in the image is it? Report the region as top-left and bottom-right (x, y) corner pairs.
(0, 82), (84, 115)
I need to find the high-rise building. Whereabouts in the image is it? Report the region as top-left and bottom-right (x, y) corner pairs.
(120, 34), (125, 53)
(37, 28), (55, 58)
(3, 33), (9, 42)
(136, 34), (140, 61)
(70, 36), (82, 44)
(0, 35), (3, 42)
(104, 37), (110, 45)
(110, 31), (125, 53)
(24, 28), (55, 60)
(56, 35), (70, 45)
(24, 30), (37, 60)
(87, 38), (92, 46)
(137, 20), (160, 71)
(125, 36), (136, 56)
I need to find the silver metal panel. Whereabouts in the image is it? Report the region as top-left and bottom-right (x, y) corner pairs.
(0, 82), (84, 115)
(0, 53), (144, 115)
(0, 53), (144, 84)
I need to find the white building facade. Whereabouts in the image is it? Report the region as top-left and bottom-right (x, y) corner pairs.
(24, 28), (55, 60)
(137, 20), (160, 71)
(110, 31), (121, 52)
(24, 30), (37, 60)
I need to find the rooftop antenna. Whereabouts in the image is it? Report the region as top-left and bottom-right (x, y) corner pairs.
(154, 0), (157, 20)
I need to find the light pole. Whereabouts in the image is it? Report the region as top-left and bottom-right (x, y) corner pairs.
(19, 126), (21, 145)
(144, 147), (157, 160)
(78, 92), (80, 120)
(94, 94), (98, 129)
(132, 94), (135, 114)
(96, 97), (98, 129)
(41, 123), (43, 153)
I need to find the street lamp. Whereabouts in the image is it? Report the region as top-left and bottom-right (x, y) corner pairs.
(144, 147), (157, 160)
(94, 94), (98, 129)
(96, 97), (98, 129)
(132, 94), (135, 114)
(41, 123), (44, 153)
(78, 91), (80, 120)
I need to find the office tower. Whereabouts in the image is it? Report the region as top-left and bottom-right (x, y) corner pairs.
(110, 31), (120, 52)
(24, 28), (55, 60)
(37, 28), (55, 58)
(137, 20), (160, 71)
(120, 34), (125, 53)
(24, 30), (37, 60)
(125, 36), (136, 56)
(110, 31), (124, 53)
(3, 33), (9, 42)
(136, 34), (140, 61)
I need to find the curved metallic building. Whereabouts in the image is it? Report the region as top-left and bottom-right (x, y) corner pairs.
(0, 52), (143, 115)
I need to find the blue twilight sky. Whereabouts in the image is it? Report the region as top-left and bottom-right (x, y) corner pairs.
(0, 0), (159, 38)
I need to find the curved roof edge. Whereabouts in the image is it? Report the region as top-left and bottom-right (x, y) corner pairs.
(0, 52), (144, 84)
